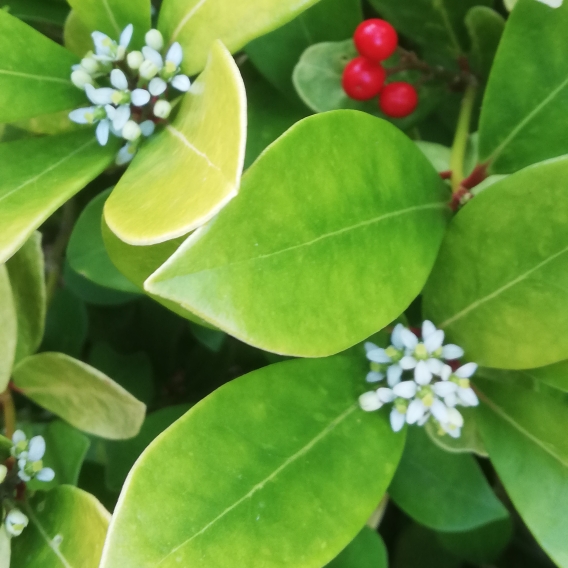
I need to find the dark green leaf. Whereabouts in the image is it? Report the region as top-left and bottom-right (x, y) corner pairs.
(326, 527), (388, 567)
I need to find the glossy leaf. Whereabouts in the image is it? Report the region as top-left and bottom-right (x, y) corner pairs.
(146, 111), (449, 357)
(158, 0), (322, 76)
(465, 7), (505, 79)
(477, 377), (568, 568)
(66, 0), (150, 49)
(105, 405), (190, 491)
(4, 0), (69, 26)
(6, 232), (46, 363)
(0, 10), (83, 123)
(524, 359), (568, 393)
(64, 10), (94, 57)
(12, 352), (146, 440)
(104, 41), (246, 246)
(326, 527), (387, 568)
(100, 357), (405, 568)
(389, 428), (507, 532)
(68, 190), (140, 294)
(0, 265), (17, 391)
(479, 0), (568, 173)
(246, 0), (362, 99)
(0, 130), (117, 265)
(423, 158), (568, 369)
(11, 486), (110, 568)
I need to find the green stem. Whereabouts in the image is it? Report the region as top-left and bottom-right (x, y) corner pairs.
(0, 390), (16, 440)
(450, 81), (478, 193)
(45, 200), (76, 308)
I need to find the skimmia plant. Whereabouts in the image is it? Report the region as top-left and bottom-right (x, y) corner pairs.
(1, 0), (568, 566)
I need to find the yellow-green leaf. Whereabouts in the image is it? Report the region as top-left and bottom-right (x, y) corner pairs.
(0, 266), (17, 391)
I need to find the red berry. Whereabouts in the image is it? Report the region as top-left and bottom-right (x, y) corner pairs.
(379, 82), (418, 118)
(342, 57), (386, 101)
(354, 19), (398, 62)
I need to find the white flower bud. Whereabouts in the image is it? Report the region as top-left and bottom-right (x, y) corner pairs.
(148, 77), (167, 96)
(80, 56), (99, 74)
(71, 69), (94, 90)
(0, 465), (7, 484)
(145, 29), (164, 51)
(140, 120), (155, 137)
(27, 436), (46, 462)
(116, 143), (137, 165)
(5, 509), (28, 537)
(153, 100), (172, 119)
(171, 74), (190, 92)
(127, 50), (144, 70)
(359, 391), (381, 412)
(139, 59), (159, 80)
(122, 120), (142, 141)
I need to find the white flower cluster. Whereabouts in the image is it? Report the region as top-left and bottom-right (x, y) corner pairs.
(359, 321), (479, 438)
(10, 431), (55, 483)
(69, 25), (191, 164)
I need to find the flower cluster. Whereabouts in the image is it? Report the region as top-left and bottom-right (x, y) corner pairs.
(359, 321), (479, 438)
(10, 431), (55, 483)
(69, 25), (191, 164)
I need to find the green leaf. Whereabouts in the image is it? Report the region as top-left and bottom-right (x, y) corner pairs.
(66, 0), (150, 49)
(292, 40), (442, 129)
(64, 10), (94, 57)
(326, 527), (388, 568)
(366, 0), (491, 61)
(0, 527), (9, 568)
(0, 130), (117, 265)
(0, 10), (83, 123)
(12, 352), (146, 440)
(27, 420), (91, 491)
(415, 141), (452, 173)
(423, 158), (568, 369)
(3, 0), (69, 26)
(158, 0), (323, 76)
(105, 405), (190, 491)
(389, 428), (508, 532)
(99, 357), (405, 568)
(146, 111), (449, 357)
(523, 359), (568, 393)
(245, 0), (362, 99)
(0, 265), (17, 391)
(104, 41), (246, 246)
(479, 0), (568, 173)
(477, 376), (568, 568)
(6, 232), (46, 363)
(0, 434), (13, 462)
(465, 7), (505, 79)
(68, 190), (141, 294)
(11, 486), (110, 568)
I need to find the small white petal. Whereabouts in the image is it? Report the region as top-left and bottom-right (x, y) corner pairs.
(69, 107), (95, 124)
(536, 0), (563, 7)
(36, 467), (55, 482)
(426, 358), (444, 375)
(142, 46), (164, 69)
(85, 84), (114, 105)
(18, 470), (31, 482)
(421, 320), (437, 339)
(387, 364), (403, 387)
(414, 360), (432, 386)
(12, 430), (26, 444)
(105, 104), (116, 119)
(447, 407), (464, 428)
(417, 412), (430, 426)
(359, 391), (382, 412)
(92, 31), (112, 55)
(366, 371), (384, 384)
(444, 392), (459, 407)
(120, 24), (134, 48)
(96, 120), (110, 145)
(165, 42), (183, 66)
(399, 356), (417, 370)
(149, 77), (167, 96)
(455, 362), (478, 378)
(367, 348), (391, 364)
(441, 364), (452, 381)
(5, 509), (29, 537)
(122, 120), (141, 141)
(424, 329), (444, 353)
(127, 50), (144, 70)
(131, 88), (151, 106)
(364, 342), (379, 353)
(116, 143), (136, 165)
(71, 69), (94, 89)
(442, 344), (464, 360)
(171, 74), (190, 92)
(446, 427), (461, 438)
(390, 409), (406, 432)
(391, 324), (405, 350)
(433, 381), (458, 397)
(393, 381), (417, 399)
(377, 387), (395, 403)
(110, 68), (128, 90)
(458, 387), (479, 407)
(140, 120), (156, 137)
(406, 399), (426, 424)
(400, 328), (419, 350)
(145, 29), (164, 51)
(431, 399), (449, 423)
(27, 436), (45, 461)
(112, 105), (131, 131)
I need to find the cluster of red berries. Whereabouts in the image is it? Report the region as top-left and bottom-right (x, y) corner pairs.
(342, 19), (418, 119)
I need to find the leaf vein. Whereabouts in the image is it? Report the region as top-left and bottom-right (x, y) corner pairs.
(170, 0), (208, 43)
(0, 69), (70, 84)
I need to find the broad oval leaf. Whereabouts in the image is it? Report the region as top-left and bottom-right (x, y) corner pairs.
(64, 9), (94, 57)
(477, 376), (568, 568)
(11, 486), (110, 568)
(4, 0), (69, 26)
(100, 357), (405, 568)
(12, 352), (146, 439)
(6, 232), (46, 363)
(0, 130), (117, 265)
(104, 41), (246, 246)
(68, 190), (140, 294)
(158, 0), (322, 76)
(327, 527), (387, 568)
(0, 265), (17, 391)
(389, 428), (508, 532)
(0, 10), (83, 123)
(479, 0), (568, 173)
(67, 0), (150, 49)
(146, 111), (449, 357)
(423, 157), (568, 369)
